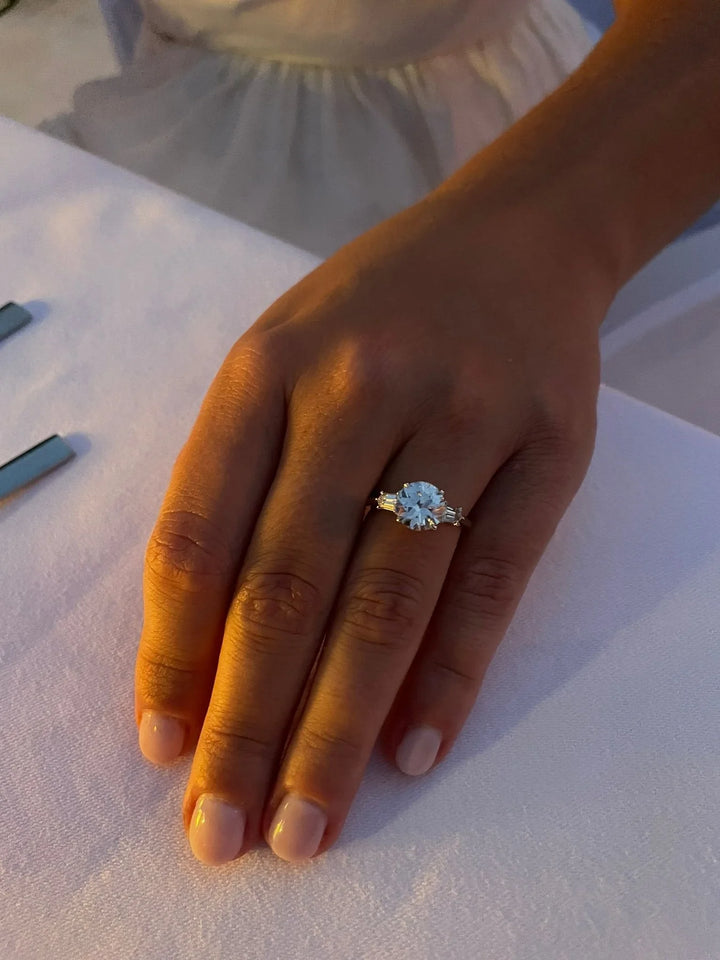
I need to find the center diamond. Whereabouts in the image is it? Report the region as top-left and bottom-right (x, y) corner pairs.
(395, 481), (446, 531)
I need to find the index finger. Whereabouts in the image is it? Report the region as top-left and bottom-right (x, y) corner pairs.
(135, 340), (285, 763)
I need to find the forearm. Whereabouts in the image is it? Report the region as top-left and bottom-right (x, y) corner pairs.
(436, 0), (720, 293)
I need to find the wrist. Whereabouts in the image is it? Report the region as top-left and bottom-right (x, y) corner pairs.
(426, 157), (622, 332)
(432, 0), (720, 295)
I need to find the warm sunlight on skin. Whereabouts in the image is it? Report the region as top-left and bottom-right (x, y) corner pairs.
(134, 0), (720, 868)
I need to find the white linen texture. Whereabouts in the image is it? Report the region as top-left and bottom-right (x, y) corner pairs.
(1, 119), (719, 960)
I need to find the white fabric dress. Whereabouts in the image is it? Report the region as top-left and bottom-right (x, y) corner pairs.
(41, 0), (596, 257)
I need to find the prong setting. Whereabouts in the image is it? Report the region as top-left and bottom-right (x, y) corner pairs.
(372, 481), (469, 531)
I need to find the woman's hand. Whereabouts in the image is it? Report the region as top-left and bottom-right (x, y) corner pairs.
(134, 181), (614, 866)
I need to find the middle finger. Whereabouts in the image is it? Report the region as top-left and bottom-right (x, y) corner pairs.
(263, 434), (503, 862)
(181, 393), (397, 865)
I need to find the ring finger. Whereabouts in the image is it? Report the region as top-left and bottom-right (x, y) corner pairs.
(261, 432), (505, 862)
(380, 434), (593, 777)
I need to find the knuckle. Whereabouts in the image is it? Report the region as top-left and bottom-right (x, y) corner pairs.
(519, 416), (597, 500)
(453, 360), (491, 409)
(410, 366), (490, 443)
(429, 656), (481, 694)
(145, 509), (235, 594)
(337, 339), (377, 393)
(342, 567), (425, 652)
(317, 337), (390, 408)
(450, 555), (523, 626)
(220, 330), (287, 402)
(138, 641), (197, 679)
(441, 388), (487, 440)
(201, 716), (276, 766)
(225, 330), (280, 376)
(230, 569), (321, 647)
(136, 648), (199, 702)
(503, 447), (580, 512)
(299, 722), (363, 764)
(532, 395), (597, 456)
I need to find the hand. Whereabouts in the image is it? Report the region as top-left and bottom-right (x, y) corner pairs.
(134, 181), (614, 866)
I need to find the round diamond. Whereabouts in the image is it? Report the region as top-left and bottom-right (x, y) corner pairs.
(395, 481), (446, 531)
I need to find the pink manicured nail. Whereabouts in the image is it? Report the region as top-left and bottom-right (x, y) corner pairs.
(138, 710), (185, 764)
(188, 795), (246, 866)
(396, 726), (442, 776)
(269, 794), (327, 862)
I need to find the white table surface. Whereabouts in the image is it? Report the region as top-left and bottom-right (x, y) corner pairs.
(1, 116), (719, 960)
(601, 264), (720, 437)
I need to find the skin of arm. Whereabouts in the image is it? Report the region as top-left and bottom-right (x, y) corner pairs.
(432, 0), (720, 294)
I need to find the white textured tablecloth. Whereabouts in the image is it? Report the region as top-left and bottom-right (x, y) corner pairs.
(601, 266), (720, 437)
(1, 117), (719, 960)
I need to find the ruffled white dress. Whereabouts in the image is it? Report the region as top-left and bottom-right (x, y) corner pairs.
(41, 0), (596, 256)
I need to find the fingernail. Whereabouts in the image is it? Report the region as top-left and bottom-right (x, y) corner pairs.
(269, 794), (327, 862)
(188, 794), (246, 866)
(138, 710), (185, 764)
(396, 725), (442, 776)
